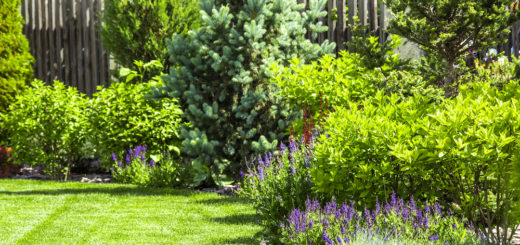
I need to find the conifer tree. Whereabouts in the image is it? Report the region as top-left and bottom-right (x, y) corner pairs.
(384, 0), (520, 85)
(153, 0), (334, 185)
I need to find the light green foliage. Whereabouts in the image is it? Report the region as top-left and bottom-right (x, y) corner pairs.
(100, 0), (200, 70)
(405, 82), (520, 244)
(0, 0), (34, 115)
(311, 81), (520, 244)
(1, 81), (88, 180)
(384, 0), (520, 84)
(311, 92), (436, 205)
(87, 61), (183, 166)
(153, 0), (334, 185)
(272, 51), (443, 116)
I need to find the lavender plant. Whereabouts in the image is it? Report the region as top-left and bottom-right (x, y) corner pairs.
(239, 131), (321, 238)
(111, 145), (190, 187)
(282, 193), (483, 245)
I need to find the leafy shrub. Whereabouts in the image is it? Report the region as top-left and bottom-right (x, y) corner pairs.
(311, 92), (437, 206)
(1, 80), (88, 180)
(111, 145), (190, 187)
(153, 0), (334, 185)
(87, 61), (183, 166)
(272, 51), (443, 117)
(100, 0), (200, 70)
(281, 193), (482, 245)
(311, 81), (520, 244)
(239, 132), (321, 238)
(0, 0), (34, 114)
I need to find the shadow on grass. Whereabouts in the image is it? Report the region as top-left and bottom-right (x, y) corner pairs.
(197, 195), (253, 206)
(210, 213), (258, 225)
(214, 231), (264, 244)
(0, 186), (198, 197)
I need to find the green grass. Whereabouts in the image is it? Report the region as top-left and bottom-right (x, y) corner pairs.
(0, 179), (262, 244)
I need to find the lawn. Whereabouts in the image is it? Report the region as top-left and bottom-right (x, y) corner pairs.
(0, 179), (262, 244)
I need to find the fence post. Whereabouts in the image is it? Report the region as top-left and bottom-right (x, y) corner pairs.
(336, 0), (346, 51)
(347, 0), (357, 43)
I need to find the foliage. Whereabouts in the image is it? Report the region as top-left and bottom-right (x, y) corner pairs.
(153, 0), (335, 185)
(1, 81), (88, 180)
(347, 17), (410, 72)
(239, 133), (320, 239)
(311, 92), (437, 206)
(272, 51), (443, 118)
(111, 146), (190, 187)
(311, 81), (520, 244)
(281, 194), (482, 245)
(0, 0), (34, 115)
(100, 0), (200, 70)
(401, 82), (520, 244)
(87, 61), (183, 166)
(383, 0), (520, 85)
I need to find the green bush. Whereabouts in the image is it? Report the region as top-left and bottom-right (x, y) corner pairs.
(152, 0), (334, 185)
(311, 92), (436, 206)
(100, 0), (200, 70)
(87, 61), (183, 166)
(272, 51), (442, 116)
(1, 80), (88, 180)
(0, 0), (34, 115)
(311, 82), (520, 244)
(111, 146), (190, 187)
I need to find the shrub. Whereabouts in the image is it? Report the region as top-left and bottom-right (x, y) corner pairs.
(311, 92), (437, 206)
(0, 0), (34, 114)
(100, 0), (200, 70)
(1, 80), (88, 180)
(311, 81), (520, 244)
(87, 61), (183, 166)
(384, 0), (520, 85)
(281, 194), (482, 245)
(111, 145), (190, 187)
(272, 51), (443, 117)
(152, 0), (334, 185)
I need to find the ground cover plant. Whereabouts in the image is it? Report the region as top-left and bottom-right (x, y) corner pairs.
(111, 145), (191, 188)
(0, 179), (261, 244)
(152, 0), (335, 185)
(281, 193), (482, 244)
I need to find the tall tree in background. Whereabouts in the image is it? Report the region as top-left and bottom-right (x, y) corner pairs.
(100, 0), (200, 72)
(384, 0), (520, 87)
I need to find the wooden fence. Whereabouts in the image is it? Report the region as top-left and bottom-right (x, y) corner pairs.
(19, 0), (520, 96)
(21, 0), (110, 96)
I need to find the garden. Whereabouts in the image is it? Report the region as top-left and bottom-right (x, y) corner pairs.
(1, 0), (520, 244)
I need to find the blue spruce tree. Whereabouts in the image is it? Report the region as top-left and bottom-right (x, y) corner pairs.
(153, 0), (334, 185)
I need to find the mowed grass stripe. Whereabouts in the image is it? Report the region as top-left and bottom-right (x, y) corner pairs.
(0, 180), (261, 245)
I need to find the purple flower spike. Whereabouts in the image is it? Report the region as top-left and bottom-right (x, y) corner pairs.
(429, 234), (439, 241)
(125, 154), (131, 165)
(308, 220), (313, 228)
(117, 161), (122, 167)
(434, 201), (442, 215)
(258, 167), (264, 181)
(150, 159), (155, 167)
(336, 236), (342, 243)
(322, 232), (333, 245)
(239, 171), (244, 178)
(111, 153), (117, 162)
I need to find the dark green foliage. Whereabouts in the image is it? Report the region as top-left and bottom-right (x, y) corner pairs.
(1, 81), (88, 180)
(100, 0), (200, 70)
(384, 0), (520, 85)
(153, 0), (334, 185)
(87, 61), (183, 166)
(347, 18), (410, 72)
(0, 0), (34, 114)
